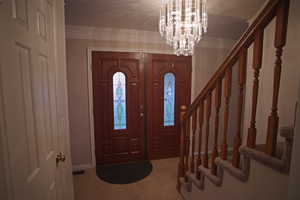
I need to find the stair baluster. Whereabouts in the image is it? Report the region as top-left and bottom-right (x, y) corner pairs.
(266, 0), (290, 156)
(203, 92), (212, 168)
(232, 49), (247, 168)
(196, 101), (204, 179)
(191, 111), (198, 173)
(221, 68), (232, 160)
(177, 105), (187, 190)
(185, 117), (191, 178)
(211, 80), (222, 175)
(247, 30), (264, 148)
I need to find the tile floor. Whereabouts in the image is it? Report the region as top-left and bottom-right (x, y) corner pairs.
(73, 158), (183, 200)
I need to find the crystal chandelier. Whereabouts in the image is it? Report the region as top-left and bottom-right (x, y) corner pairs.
(159, 0), (208, 56)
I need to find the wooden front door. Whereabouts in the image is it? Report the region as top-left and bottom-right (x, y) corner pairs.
(92, 52), (146, 165)
(92, 52), (191, 164)
(146, 54), (192, 159)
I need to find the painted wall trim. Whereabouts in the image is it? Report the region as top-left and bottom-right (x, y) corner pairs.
(0, 58), (13, 200)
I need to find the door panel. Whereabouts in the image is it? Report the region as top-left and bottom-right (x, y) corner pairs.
(92, 52), (145, 165)
(0, 0), (73, 200)
(146, 54), (192, 159)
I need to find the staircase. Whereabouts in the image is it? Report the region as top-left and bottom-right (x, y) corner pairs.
(177, 0), (294, 199)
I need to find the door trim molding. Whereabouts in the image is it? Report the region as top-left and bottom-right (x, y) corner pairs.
(87, 47), (175, 167)
(0, 61), (12, 200)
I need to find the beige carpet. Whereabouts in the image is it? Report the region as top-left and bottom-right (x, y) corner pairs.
(73, 158), (183, 200)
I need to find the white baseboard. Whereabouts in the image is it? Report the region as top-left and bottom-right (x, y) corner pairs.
(72, 164), (94, 172)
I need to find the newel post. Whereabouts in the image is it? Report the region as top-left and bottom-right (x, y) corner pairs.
(177, 105), (187, 192)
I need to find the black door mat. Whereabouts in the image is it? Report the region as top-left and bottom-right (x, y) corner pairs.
(96, 161), (153, 184)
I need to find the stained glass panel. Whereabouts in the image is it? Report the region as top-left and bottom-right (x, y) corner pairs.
(164, 73), (175, 126)
(113, 72), (127, 130)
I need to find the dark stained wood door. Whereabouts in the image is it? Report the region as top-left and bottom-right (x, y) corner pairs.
(146, 54), (192, 159)
(92, 52), (146, 164)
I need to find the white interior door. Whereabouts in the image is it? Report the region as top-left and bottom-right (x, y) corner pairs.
(0, 0), (74, 200)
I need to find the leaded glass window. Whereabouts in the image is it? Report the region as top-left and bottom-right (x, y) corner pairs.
(113, 72), (127, 130)
(164, 73), (175, 126)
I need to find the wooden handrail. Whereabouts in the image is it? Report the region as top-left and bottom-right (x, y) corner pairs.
(184, 0), (280, 119)
(177, 0), (291, 191)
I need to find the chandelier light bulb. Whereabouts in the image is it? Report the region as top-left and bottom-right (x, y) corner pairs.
(159, 0), (208, 56)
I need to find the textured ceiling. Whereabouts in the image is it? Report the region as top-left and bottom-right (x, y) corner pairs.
(65, 0), (267, 40)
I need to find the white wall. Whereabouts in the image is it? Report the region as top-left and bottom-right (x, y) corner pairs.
(288, 81), (300, 200)
(0, 113), (7, 200)
(66, 25), (235, 168)
(287, 1), (300, 198)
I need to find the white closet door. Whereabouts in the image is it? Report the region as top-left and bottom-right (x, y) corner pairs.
(0, 0), (74, 200)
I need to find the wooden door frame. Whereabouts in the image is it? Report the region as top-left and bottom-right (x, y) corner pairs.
(87, 47), (174, 167)
(0, 59), (10, 200)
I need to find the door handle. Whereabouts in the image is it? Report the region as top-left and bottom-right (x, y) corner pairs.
(56, 152), (66, 165)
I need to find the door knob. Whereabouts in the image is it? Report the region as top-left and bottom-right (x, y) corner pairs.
(60, 153), (66, 162)
(56, 152), (66, 165)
